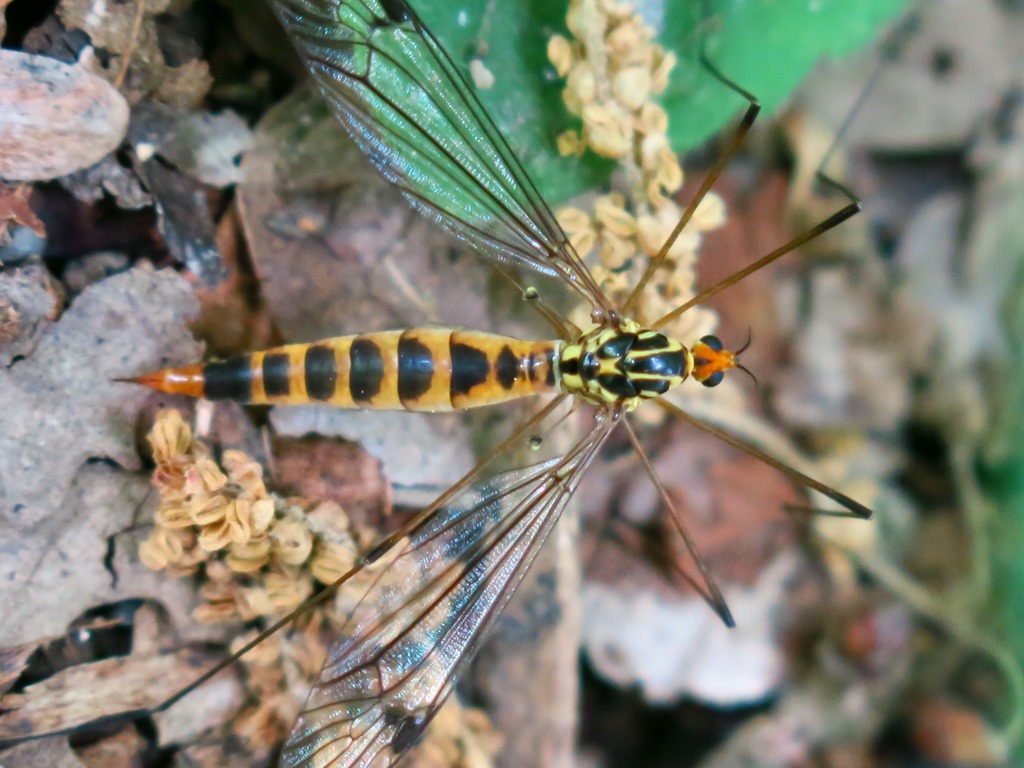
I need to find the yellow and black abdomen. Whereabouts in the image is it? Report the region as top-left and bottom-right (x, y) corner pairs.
(131, 329), (561, 412)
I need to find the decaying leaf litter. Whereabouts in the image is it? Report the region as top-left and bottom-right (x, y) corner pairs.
(1, 0), (1022, 766)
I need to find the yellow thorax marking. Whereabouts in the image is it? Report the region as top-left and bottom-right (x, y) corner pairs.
(558, 321), (690, 409)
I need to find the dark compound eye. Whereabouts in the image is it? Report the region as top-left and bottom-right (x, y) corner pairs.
(699, 334), (724, 352)
(701, 370), (725, 387)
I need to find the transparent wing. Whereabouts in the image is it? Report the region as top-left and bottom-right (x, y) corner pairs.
(273, 0), (610, 312)
(281, 418), (615, 768)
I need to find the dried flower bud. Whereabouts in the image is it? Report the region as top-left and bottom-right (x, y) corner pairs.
(650, 48), (676, 94)
(594, 193), (635, 236)
(198, 518), (233, 552)
(599, 0), (634, 20)
(227, 534), (272, 573)
(566, 0), (602, 40)
(196, 457), (228, 493)
(139, 526), (185, 570)
(637, 103), (669, 138)
(205, 558), (234, 584)
(557, 206), (597, 256)
(605, 19), (650, 68)
(583, 102), (632, 158)
(148, 409), (192, 465)
(251, 498), (275, 533)
(547, 35), (573, 77)
(556, 129), (585, 157)
(230, 630), (281, 666)
(263, 571), (312, 613)
(271, 517), (314, 566)
(310, 539), (359, 585)
(599, 232), (635, 271)
(597, 267), (630, 295)
(639, 131), (669, 171)
(638, 201), (699, 259)
(612, 65), (651, 112)
(155, 501), (192, 529)
(655, 146), (683, 195)
(557, 206), (592, 233)
(692, 191), (726, 230)
(191, 494), (228, 527)
(564, 62), (597, 115)
(223, 450), (266, 497)
(241, 586), (276, 618)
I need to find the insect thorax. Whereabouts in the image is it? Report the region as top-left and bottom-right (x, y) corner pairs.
(557, 321), (691, 410)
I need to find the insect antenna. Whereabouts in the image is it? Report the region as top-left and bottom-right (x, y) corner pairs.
(735, 327), (753, 356)
(622, 418), (735, 627)
(731, 328), (759, 388)
(655, 398), (872, 521)
(735, 362), (759, 389)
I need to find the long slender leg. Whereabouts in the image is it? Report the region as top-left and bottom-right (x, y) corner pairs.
(656, 398), (872, 520)
(622, 418), (735, 627)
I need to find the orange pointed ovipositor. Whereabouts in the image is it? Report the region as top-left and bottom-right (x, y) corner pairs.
(117, 364), (206, 398)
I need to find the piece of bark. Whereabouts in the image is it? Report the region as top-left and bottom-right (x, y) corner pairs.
(0, 51), (129, 181)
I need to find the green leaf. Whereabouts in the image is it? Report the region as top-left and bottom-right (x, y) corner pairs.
(421, 0), (910, 205)
(663, 0), (912, 149)
(416, 1), (614, 208)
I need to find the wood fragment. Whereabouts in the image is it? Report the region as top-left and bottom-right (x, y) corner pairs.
(0, 648), (222, 741)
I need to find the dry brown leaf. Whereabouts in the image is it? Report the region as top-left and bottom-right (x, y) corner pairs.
(0, 269), (203, 647)
(270, 407), (475, 509)
(237, 89), (502, 343)
(75, 725), (147, 768)
(0, 182), (46, 240)
(0, 268), (199, 538)
(0, 463), (205, 649)
(271, 436), (391, 529)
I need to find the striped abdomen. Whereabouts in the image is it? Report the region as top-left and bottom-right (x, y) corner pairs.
(131, 329), (561, 412)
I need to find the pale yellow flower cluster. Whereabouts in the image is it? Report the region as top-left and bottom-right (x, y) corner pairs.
(548, 0), (725, 343)
(138, 409), (359, 622)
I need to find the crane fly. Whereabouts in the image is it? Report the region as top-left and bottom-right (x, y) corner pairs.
(127, 0), (872, 765)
